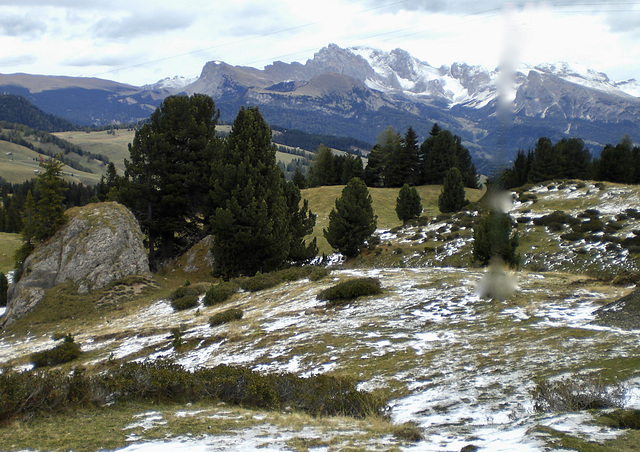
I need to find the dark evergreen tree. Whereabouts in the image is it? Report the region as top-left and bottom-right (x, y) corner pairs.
(596, 136), (635, 183)
(307, 145), (336, 187)
(501, 149), (533, 189)
(364, 144), (385, 187)
(292, 167), (308, 189)
(554, 138), (591, 180)
(420, 126), (476, 187)
(473, 211), (519, 268)
(33, 157), (67, 242)
(395, 184), (423, 225)
(283, 180), (318, 263)
(528, 137), (557, 182)
(340, 155), (365, 184)
(324, 177), (377, 257)
(210, 107), (290, 278)
(21, 190), (36, 247)
(438, 167), (467, 213)
(122, 94), (220, 267)
(0, 271), (7, 307)
(384, 127), (420, 187)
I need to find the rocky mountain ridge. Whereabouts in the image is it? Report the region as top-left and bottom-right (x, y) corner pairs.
(2, 44), (640, 169)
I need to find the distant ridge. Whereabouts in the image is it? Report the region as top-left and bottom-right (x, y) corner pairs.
(0, 94), (77, 132)
(3, 44), (640, 171)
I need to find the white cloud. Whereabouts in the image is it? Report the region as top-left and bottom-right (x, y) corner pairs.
(1, 0), (640, 85)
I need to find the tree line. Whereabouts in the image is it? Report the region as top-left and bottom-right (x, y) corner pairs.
(500, 135), (640, 188)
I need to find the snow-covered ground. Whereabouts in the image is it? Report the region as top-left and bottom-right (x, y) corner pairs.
(2, 182), (640, 450)
(1, 265), (637, 451)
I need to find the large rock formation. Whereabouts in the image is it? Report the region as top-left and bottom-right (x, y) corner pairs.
(1, 202), (150, 327)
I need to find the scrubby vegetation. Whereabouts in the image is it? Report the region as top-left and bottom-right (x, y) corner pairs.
(30, 334), (82, 368)
(317, 277), (382, 307)
(532, 375), (624, 412)
(169, 284), (206, 311)
(0, 360), (387, 424)
(209, 308), (243, 327)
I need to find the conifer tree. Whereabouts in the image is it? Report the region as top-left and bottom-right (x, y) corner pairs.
(34, 157), (67, 242)
(324, 177), (377, 257)
(438, 167), (467, 213)
(307, 145), (335, 187)
(395, 184), (423, 225)
(122, 94), (220, 267)
(210, 106), (290, 277)
(283, 180), (318, 263)
(473, 211), (519, 268)
(384, 127), (420, 187)
(21, 190), (36, 247)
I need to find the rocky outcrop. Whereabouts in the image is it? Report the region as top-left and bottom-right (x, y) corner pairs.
(594, 288), (640, 330)
(1, 202), (150, 327)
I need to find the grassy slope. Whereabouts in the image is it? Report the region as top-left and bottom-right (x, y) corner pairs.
(304, 184), (484, 254)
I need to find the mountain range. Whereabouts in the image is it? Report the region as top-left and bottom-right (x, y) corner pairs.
(2, 43), (640, 171)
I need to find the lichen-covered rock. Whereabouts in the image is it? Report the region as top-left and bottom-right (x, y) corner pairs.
(1, 202), (150, 326)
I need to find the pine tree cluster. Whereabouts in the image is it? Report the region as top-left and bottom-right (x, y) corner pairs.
(364, 124), (478, 189)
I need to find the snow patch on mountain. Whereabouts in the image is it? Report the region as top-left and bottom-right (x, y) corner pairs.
(144, 75), (198, 93)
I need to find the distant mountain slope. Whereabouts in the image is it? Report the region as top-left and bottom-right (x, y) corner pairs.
(0, 94), (77, 132)
(4, 45), (640, 171)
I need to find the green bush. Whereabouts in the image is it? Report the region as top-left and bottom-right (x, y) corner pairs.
(169, 285), (205, 311)
(318, 277), (382, 307)
(0, 360), (388, 424)
(209, 308), (244, 327)
(203, 281), (239, 306)
(31, 334), (82, 368)
(238, 266), (329, 292)
(599, 409), (640, 429)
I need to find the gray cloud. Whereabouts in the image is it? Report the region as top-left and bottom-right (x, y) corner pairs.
(0, 54), (37, 66)
(0, 15), (47, 37)
(62, 52), (141, 68)
(93, 11), (194, 40)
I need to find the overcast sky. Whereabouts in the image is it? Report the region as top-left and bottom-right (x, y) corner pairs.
(1, 0), (639, 86)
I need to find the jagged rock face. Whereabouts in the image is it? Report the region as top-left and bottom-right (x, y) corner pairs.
(1, 202), (150, 327)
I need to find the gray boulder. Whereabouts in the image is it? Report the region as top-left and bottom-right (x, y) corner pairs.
(594, 287), (640, 330)
(1, 202), (150, 326)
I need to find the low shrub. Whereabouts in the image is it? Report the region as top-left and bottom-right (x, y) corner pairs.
(238, 266), (330, 292)
(31, 334), (82, 368)
(392, 422), (424, 442)
(170, 285), (206, 311)
(560, 231), (585, 242)
(533, 211), (577, 228)
(571, 218), (604, 233)
(317, 277), (382, 307)
(203, 281), (239, 306)
(209, 308), (243, 327)
(531, 375), (623, 412)
(0, 360), (388, 423)
(599, 409), (640, 429)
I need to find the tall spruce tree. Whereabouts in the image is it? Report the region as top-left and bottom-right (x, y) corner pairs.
(122, 94), (220, 267)
(324, 177), (377, 257)
(210, 106), (290, 278)
(438, 167), (467, 213)
(395, 184), (423, 225)
(420, 125), (477, 188)
(384, 127), (420, 187)
(283, 180), (318, 263)
(34, 157), (67, 242)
